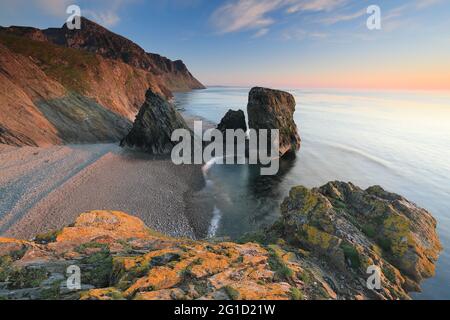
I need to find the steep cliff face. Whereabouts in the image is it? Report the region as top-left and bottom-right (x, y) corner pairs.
(0, 18), (204, 146)
(0, 43), (63, 146)
(1, 17), (204, 92)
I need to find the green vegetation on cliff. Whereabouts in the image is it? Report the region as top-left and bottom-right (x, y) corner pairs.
(0, 32), (98, 92)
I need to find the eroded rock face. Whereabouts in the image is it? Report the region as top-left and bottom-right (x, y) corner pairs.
(217, 109), (247, 133)
(120, 90), (190, 154)
(274, 182), (442, 299)
(0, 183), (441, 300)
(247, 87), (301, 156)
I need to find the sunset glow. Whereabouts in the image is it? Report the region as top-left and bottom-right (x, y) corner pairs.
(1, 0), (449, 90)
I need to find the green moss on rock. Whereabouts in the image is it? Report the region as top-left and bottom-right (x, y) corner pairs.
(80, 248), (113, 287)
(381, 213), (412, 256)
(290, 287), (303, 300)
(267, 245), (294, 281)
(224, 286), (241, 300)
(299, 225), (337, 251)
(35, 230), (62, 244)
(341, 243), (361, 269)
(8, 267), (48, 290)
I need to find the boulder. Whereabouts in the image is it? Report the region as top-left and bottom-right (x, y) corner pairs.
(121, 89), (190, 154)
(217, 109), (247, 133)
(247, 87), (301, 156)
(274, 181), (442, 299)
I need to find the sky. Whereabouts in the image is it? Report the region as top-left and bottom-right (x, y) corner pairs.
(0, 0), (450, 90)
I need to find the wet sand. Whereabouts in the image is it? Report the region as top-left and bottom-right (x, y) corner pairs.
(0, 143), (209, 240)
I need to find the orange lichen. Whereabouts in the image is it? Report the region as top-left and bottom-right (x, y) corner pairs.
(124, 266), (181, 297)
(229, 281), (291, 300)
(56, 210), (154, 244)
(80, 288), (124, 300)
(134, 288), (185, 300)
(189, 252), (231, 278)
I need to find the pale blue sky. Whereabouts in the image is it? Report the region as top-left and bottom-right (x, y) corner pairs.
(1, 0), (449, 90)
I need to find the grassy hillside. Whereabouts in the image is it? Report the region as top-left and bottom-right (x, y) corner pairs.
(0, 32), (99, 93)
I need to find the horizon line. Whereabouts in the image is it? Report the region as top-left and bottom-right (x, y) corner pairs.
(202, 85), (450, 94)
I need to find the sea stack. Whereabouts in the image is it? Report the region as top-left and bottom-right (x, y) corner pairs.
(120, 89), (190, 154)
(247, 87), (301, 156)
(216, 109), (247, 133)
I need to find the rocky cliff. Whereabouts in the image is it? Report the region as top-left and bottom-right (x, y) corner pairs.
(0, 18), (204, 146)
(0, 183), (440, 300)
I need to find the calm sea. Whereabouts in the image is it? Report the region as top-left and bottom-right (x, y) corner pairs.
(174, 87), (450, 299)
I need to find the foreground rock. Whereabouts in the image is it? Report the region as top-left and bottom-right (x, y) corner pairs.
(0, 211), (313, 300)
(0, 183), (441, 300)
(269, 181), (442, 299)
(121, 90), (190, 154)
(247, 87), (301, 156)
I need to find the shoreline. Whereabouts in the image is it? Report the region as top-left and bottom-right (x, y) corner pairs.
(0, 143), (210, 240)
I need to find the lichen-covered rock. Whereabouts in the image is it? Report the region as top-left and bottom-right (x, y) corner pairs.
(247, 87), (301, 156)
(0, 210), (323, 300)
(120, 89), (190, 154)
(0, 183), (441, 300)
(80, 287), (124, 300)
(273, 182), (442, 299)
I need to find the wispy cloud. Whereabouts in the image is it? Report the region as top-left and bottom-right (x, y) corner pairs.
(320, 8), (365, 25)
(415, 0), (443, 9)
(85, 10), (120, 27)
(210, 0), (283, 34)
(83, 0), (133, 27)
(285, 0), (348, 14)
(11, 0), (72, 17)
(22, 0), (134, 27)
(211, 0), (445, 38)
(210, 0), (350, 35)
(42, 0), (73, 16)
(252, 28), (270, 38)
(282, 28), (328, 41)
(381, 0), (443, 32)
